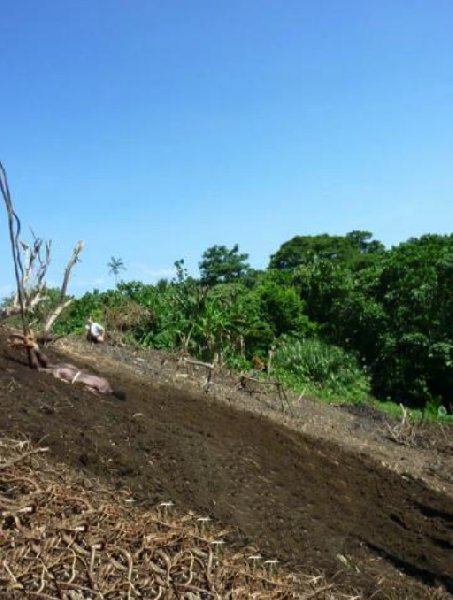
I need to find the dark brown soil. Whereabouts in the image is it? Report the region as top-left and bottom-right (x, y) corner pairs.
(1, 328), (452, 599)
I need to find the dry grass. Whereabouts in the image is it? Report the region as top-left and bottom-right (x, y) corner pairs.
(0, 436), (359, 599)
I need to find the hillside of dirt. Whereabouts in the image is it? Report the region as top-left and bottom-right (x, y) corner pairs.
(1, 327), (452, 599)
(1, 435), (330, 599)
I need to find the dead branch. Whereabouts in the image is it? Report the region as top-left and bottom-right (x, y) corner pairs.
(237, 373), (291, 414)
(267, 347), (274, 378)
(43, 240), (84, 333)
(0, 161), (83, 336)
(57, 240), (84, 304)
(237, 373), (278, 387)
(180, 357), (214, 371)
(0, 445), (49, 471)
(177, 357), (215, 392)
(384, 404), (418, 447)
(20, 235), (51, 310)
(0, 160), (27, 334)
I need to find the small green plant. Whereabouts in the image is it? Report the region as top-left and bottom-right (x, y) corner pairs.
(222, 349), (251, 372)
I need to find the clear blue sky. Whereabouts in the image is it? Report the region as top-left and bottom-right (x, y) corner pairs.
(1, 0), (452, 297)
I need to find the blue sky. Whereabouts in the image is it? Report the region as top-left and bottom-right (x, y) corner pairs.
(1, 0), (452, 297)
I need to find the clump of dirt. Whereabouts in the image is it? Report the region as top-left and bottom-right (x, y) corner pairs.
(339, 403), (394, 424)
(1, 328), (452, 599)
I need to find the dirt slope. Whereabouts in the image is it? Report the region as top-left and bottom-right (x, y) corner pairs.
(1, 329), (452, 599)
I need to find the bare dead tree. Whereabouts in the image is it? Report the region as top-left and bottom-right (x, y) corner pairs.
(1, 161), (83, 349)
(2, 234), (52, 319)
(42, 239), (84, 333)
(0, 161), (28, 331)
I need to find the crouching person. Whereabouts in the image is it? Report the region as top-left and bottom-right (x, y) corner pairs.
(85, 318), (105, 343)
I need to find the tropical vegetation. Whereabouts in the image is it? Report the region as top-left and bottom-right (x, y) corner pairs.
(31, 231), (453, 413)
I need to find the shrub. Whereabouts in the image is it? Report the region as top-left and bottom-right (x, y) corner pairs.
(273, 336), (370, 403)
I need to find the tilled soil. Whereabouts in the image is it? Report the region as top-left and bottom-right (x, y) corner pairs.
(1, 329), (452, 599)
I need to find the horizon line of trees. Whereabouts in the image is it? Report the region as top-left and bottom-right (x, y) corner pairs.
(9, 230), (451, 411)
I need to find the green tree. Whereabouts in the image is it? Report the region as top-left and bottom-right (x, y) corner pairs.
(345, 230), (385, 254)
(254, 275), (313, 338)
(269, 231), (384, 270)
(203, 283), (267, 362)
(107, 256), (126, 286)
(54, 231), (452, 411)
(199, 244), (249, 285)
(292, 259), (356, 332)
(290, 234), (453, 407)
(369, 234), (453, 405)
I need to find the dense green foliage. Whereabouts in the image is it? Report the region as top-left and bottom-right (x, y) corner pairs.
(199, 244), (250, 285)
(269, 231), (385, 270)
(45, 235), (452, 411)
(273, 336), (369, 402)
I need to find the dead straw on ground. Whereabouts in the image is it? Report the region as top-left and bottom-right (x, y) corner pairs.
(0, 436), (359, 599)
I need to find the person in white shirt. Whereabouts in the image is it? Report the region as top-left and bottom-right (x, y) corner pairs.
(85, 318), (105, 343)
